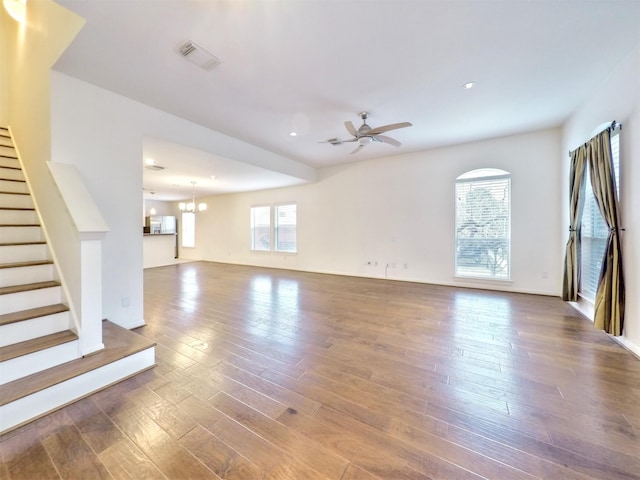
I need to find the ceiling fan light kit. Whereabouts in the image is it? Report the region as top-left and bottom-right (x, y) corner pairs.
(322, 112), (412, 155)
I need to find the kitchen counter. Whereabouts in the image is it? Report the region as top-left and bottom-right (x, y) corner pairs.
(143, 233), (178, 268)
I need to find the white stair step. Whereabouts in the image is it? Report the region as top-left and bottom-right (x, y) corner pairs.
(0, 145), (15, 156)
(0, 311), (71, 347)
(0, 208), (37, 224)
(0, 336), (79, 385)
(0, 262), (54, 288)
(0, 167), (23, 181)
(0, 179), (28, 194)
(0, 192), (33, 208)
(0, 158), (19, 169)
(0, 225), (43, 243)
(0, 321), (156, 433)
(1, 347), (155, 433)
(0, 282), (62, 315)
(0, 243), (48, 263)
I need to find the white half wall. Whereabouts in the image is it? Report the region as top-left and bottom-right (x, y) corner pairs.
(562, 45), (640, 354)
(188, 127), (563, 296)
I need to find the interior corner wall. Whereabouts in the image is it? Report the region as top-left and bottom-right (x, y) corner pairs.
(562, 45), (640, 354)
(188, 127), (563, 296)
(50, 71), (307, 328)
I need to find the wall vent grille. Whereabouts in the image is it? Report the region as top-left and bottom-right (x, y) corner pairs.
(177, 40), (221, 71)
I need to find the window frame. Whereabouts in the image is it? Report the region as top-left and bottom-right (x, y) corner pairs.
(578, 127), (620, 302)
(454, 168), (511, 281)
(180, 211), (196, 248)
(250, 204), (272, 252)
(250, 202), (298, 254)
(274, 203), (298, 253)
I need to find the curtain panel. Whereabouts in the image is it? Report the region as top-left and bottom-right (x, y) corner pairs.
(588, 129), (625, 336)
(561, 146), (587, 302)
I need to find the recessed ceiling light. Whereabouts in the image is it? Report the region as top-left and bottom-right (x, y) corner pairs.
(289, 131), (298, 137)
(145, 158), (156, 165)
(210, 175), (217, 180)
(462, 82), (476, 89)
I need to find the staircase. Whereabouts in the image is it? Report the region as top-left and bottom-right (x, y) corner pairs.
(0, 127), (155, 434)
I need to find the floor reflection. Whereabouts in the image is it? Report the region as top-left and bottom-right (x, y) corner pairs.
(247, 274), (300, 338)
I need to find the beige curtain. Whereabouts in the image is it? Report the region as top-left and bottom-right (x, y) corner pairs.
(561, 146), (587, 301)
(587, 129), (625, 335)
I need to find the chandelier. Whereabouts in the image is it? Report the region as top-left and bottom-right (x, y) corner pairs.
(179, 181), (207, 213)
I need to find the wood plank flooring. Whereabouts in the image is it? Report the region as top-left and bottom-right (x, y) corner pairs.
(1, 261), (639, 479)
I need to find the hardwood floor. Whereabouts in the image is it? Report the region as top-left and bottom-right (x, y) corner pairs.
(1, 261), (639, 479)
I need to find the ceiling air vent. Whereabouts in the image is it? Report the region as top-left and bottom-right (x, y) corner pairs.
(177, 40), (221, 71)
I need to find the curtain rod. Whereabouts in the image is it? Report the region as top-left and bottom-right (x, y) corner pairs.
(568, 120), (622, 157)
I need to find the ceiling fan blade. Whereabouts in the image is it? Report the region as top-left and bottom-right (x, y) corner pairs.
(368, 122), (412, 135)
(349, 144), (366, 155)
(345, 121), (358, 137)
(318, 138), (358, 145)
(375, 135), (401, 147)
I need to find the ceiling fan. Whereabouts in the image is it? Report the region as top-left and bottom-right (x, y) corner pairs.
(321, 112), (412, 154)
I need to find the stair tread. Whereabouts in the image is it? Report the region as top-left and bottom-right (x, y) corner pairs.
(0, 260), (53, 270)
(0, 329), (78, 362)
(0, 191), (30, 195)
(0, 303), (68, 326)
(0, 223), (40, 226)
(0, 207), (36, 211)
(0, 178), (25, 182)
(0, 241), (46, 246)
(0, 321), (156, 406)
(0, 280), (60, 295)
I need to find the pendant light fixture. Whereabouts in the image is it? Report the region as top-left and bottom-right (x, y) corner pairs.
(179, 181), (207, 213)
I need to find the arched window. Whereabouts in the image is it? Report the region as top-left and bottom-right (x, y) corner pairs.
(455, 168), (511, 280)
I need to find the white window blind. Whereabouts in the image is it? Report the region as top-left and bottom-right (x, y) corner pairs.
(455, 169), (511, 280)
(579, 130), (620, 301)
(250, 205), (271, 251)
(181, 212), (195, 248)
(275, 204), (297, 253)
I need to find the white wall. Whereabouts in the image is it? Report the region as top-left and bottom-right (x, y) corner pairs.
(189, 128), (563, 296)
(143, 199), (175, 218)
(562, 46), (640, 354)
(50, 72), (312, 328)
(0, 10), (9, 125)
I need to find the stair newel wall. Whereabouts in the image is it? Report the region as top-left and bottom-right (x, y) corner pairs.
(48, 162), (109, 356)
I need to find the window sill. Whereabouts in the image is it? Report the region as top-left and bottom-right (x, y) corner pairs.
(250, 250), (298, 255)
(453, 275), (513, 286)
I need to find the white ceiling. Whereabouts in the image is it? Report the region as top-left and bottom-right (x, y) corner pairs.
(53, 0), (640, 201)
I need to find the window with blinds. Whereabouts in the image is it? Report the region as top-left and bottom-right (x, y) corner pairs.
(250, 205), (271, 251)
(274, 204), (297, 253)
(251, 203), (297, 253)
(579, 129), (620, 301)
(181, 212), (195, 248)
(455, 169), (511, 280)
